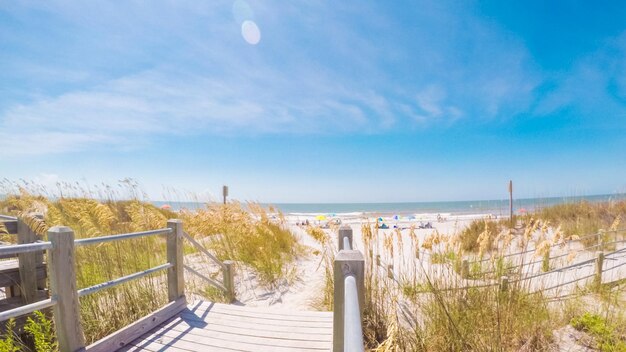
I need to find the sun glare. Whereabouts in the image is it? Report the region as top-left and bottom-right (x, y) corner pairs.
(241, 20), (261, 45)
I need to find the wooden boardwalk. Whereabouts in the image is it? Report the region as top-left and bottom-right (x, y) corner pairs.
(118, 300), (333, 352)
(0, 218), (360, 351)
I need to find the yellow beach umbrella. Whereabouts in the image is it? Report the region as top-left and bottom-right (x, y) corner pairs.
(315, 215), (327, 221)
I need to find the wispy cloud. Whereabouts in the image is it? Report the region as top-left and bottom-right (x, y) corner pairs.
(534, 31), (626, 124)
(0, 0), (542, 156)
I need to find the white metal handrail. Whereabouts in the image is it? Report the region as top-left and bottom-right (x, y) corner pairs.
(74, 228), (172, 247)
(0, 241), (52, 256)
(0, 298), (57, 322)
(334, 226), (365, 352)
(78, 263), (173, 297)
(344, 275), (364, 351)
(0, 227), (176, 324)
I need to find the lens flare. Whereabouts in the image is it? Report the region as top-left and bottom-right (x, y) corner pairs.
(241, 20), (261, 45)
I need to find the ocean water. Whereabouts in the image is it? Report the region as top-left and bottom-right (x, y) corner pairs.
(153, 193), (626, 217)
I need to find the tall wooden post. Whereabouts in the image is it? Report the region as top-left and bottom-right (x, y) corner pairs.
(223, 260), (235, 303)
(597, 229), (605, 251)
(167, 219), (185, 301)
(508, 180), (513, 227)
(333, 250), (364, 352)
(594, 252), (604, 290)
(222, 185), (229, 205)
(17, 215), (44, 304)
(461, 259), (470, 279)
(48, 226), (85, 352)
(542, 249), (550, 272)
(499, 276), (509, 293)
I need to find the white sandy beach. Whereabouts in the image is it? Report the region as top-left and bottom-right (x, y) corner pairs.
(222, 212), (625, 312)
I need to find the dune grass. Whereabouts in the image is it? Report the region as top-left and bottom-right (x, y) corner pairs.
(310, 210), (626, 351)
(2, 182), (625, 351)
(534, 200), (626, 246)
(0, 182), (302, 346)
(182, 202), (304, 287)
(458, 219), (502, 253)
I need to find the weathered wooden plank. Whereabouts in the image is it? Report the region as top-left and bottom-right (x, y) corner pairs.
(115, 300), (334, 351)
(129, 327), (330, 352)
(152, 319), (332, 347)
(0, 261), (47, 288)
(121, 340), (231, 352)
(195, 305), (333, 321)
(88, 296), (187, 352)
(17, 217), (42, 303)
(193, 301), (332, 318)
(175, 312), (333, 335)
(171, 319), (331, 340)
(195, 307), (333, 322)
(189, 302), (333, 322)
(179, 310), (333, 328)
(141, 326), (331, 351)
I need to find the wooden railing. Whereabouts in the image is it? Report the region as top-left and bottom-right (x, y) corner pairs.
(182, 231), (235, 302)
(0, 214), (48, 335)
(0, 217), (234, 352)
(379, 232), (626, 297)
(333, 225), (365, 352)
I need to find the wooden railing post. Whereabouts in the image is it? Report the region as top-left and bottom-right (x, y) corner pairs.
(499, 276), (509, 293)
(542, 248), (550, 272)
(167, 219), (185, 301)
(460, 259), (469, 279)
(223, 260), (235, 302)
(17, 214), (44, 304)
(597, 229), (604, 251)
(48, 226), (85, 352)
(594, 252), (604, 290)
(333, 250), (364, 352)
(338, 225), (353, 251)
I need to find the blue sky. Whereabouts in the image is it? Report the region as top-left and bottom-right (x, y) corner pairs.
(1, 1), (625, 203)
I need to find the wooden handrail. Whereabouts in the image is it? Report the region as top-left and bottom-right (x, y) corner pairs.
(182, 231), (225, 270)
(0, 219), (189, 352)
(333, 225), (365, 352)
(181, 231), (235, 302)
(184, 264), (228, 293)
